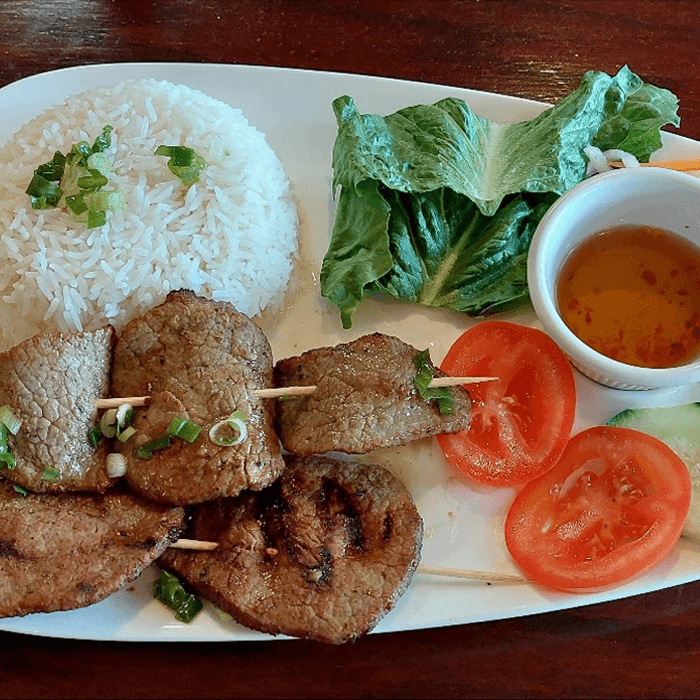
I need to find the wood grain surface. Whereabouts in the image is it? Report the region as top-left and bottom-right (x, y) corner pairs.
(2, 1), (700, 698)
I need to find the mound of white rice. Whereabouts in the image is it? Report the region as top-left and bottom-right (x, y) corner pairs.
(0, 79), (298, 349)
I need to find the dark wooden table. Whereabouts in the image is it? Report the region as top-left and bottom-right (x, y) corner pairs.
(2, 1), (700, 698)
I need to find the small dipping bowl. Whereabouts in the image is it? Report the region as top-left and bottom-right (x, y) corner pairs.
(528, 167), (700, 390)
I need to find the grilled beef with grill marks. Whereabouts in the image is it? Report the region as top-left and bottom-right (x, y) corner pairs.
(0, 482), (184, 619)
(159, 454), (423, 644)
(111, 290), (284, 505)
(0, 327), (115, 493)
(273, 333), (471, 456)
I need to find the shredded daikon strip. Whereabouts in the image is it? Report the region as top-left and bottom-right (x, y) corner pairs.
(584, 145), (640, 176)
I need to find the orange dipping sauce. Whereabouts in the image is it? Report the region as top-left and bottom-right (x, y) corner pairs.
(556, 225), (700, 368)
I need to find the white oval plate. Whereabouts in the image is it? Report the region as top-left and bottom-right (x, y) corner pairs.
(1, 63), (700, 642)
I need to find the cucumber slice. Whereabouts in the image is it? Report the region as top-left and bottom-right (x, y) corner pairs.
(607, 403), (700, 543)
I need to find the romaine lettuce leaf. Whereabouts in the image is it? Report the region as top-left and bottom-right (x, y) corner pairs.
(322, 66), (680, 328)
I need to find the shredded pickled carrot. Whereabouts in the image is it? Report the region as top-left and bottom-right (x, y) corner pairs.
(609, 158), (700, 171)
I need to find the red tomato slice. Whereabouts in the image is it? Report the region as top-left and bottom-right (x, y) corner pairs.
(505, 426), (692, 592)
(437, 321), (576, 487)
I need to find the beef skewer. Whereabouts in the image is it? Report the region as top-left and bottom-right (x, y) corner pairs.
(0, 327), (116, 494)
(109, 290), (285, 506)
(94, 374), (497, 409)
(273, 333), (476, 456)
(0, 482), (185, 620)
(160, 454), (423, 644)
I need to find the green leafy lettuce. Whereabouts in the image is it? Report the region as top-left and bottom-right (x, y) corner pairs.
(321, 66), (680, 328)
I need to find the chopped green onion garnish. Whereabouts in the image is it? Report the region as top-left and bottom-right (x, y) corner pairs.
(0, 405), (22, 435)
(65, 193), (89, 216)
(98, 403), (134, 442)
(117, 426), (137, 443)
(42, 466), (60, 481)
(135, 435), (172, 460)
(25, 173), (63, 209)
(88, 190), (125, 212)
(0, 452), (16, 470)
(77, 169), (109, 191)
(12, 485), (27, 497)
(88, 424), (102, 448)
(106, 452), (128, 477)
(413, 350), (454, 416)
(0, 422), (16, 470)
(25, 151), (66, 208)
(90, 125), (113, 154)
(100, 408), (119, 439)
(86, 151), (113, 177)
(87, 208), (107, 229)
(152, 570), (203, 623)
(36, 151), (66, 181)
(25, 125), (119, 228)
(117, 404), (132, 429)
(433, 392), (453, 416)
(155, 145), (206, 187)
(208, 411), (247, 447)
(68, 140), (92, 164)
(167, 417), (202, 444)
(66, 127), (113, 167)
(115, 403), (134, 428)
(212, 606), (233, 622)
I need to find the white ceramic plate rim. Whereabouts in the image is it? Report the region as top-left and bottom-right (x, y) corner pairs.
(1, 63), (700, 643)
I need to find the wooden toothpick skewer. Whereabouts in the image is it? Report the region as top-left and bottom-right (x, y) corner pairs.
(168, 539), (525, 583)
(94, 385), (317, 408)
(95, 396), (150, 409)
(94, 376), (498, 409)
(253, 385), (321, 399)
(169, 538), (219, 551)
(417, 565), (525, 583)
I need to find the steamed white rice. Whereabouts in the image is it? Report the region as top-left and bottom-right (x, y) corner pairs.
(0, 79), (298, 349)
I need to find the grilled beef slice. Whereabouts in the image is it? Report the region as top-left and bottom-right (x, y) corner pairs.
(0, 327), (115, 493)
(159, 454), (423, 644)
(111, 290), (284, 505)
(0, 482), (184, 619)
(273, 333), (471, 455)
